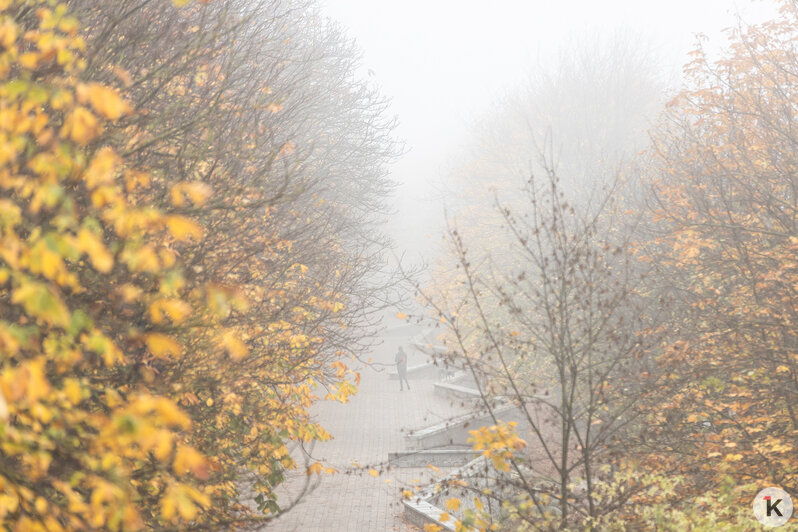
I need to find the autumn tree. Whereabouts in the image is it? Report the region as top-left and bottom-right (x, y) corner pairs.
(400, 34), (676, 532)
(412, 4), (798, 532)
(0, 0), (397, 529)
(426, 36), (667, 382)
(64, 0), (399, 521)
(409, 168), (659, 531)
(0, 2), (217, 528)
(632, 0), (798, 508)
(442, 33), (665, 257)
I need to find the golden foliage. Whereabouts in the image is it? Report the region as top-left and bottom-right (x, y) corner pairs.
(635, 0), (798, 508)
(0, 0), (353, 528)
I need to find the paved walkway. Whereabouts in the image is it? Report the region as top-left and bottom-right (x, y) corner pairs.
(267, 320), (469, 531)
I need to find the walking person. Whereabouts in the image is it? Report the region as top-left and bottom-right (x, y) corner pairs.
(395, 346), (410, 391)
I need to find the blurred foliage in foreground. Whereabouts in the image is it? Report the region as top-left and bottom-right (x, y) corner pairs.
(0, 0), (396, 529)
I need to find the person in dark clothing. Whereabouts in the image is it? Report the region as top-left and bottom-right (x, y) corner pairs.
(395, 346), (410, 391)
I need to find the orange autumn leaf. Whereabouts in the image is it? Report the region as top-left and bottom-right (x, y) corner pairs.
(170, 181), (213, 207)
(165, 216), (203, 242)
(60, 106), (101, 145)
(144, 333), (183, 359)
(76, 82), (133, 120)
(149, 299), (192, 325)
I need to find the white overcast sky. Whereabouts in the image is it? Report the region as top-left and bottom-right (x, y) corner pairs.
(321, 0), (780, 259)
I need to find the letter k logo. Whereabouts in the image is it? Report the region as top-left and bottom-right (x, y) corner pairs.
(754, 487), (792, 527)
(765, 496), (783, 517)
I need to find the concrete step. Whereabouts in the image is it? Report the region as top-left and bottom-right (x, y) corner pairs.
(403, 499), (456, 531)
(402, 455), (489, 529)
(388, 448), (476, 468)
(433, 381), (483, 400)
(406, 403), (522, 450)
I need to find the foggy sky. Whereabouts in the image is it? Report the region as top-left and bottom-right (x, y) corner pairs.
(321, 0), (779, 261)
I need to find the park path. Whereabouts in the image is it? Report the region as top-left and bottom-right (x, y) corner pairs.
(266, 318), (468, 531)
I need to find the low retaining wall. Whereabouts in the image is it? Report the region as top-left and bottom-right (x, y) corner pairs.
(402, 499), (456, 531)
(406, 403), (524, 450)
(433, 381), (483, 400)
(402, 456), (489, 530)
(388, 448), (476, 468)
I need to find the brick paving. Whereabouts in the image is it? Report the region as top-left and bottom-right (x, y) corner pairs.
(266, 325), (470, 531)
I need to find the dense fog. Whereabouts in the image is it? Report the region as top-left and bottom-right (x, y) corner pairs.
(0, 1), (794, 530)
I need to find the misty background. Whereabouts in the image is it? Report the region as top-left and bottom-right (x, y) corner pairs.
(323, 0), (778, 261)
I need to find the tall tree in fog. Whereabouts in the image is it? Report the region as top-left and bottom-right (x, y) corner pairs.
(429, 35), (668, 348)
(428, 33), (666, 381)
(409, 32), (672, 532)
(414, 170), (658, 529)
(445, 33), (667, 247)
(0, 0), (397, 528)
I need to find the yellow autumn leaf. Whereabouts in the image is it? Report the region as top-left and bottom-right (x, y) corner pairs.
(161, 492), (176, 522)
(161, 484), (207, 522)
(439, 512), (450, 522)
(173, 444), (206, 478)
(445, 498), (461, 511)
(118, 283), (142, 303)
(149, 299), (192, 325)
(19, 52), (39, 69)
(77, 82), (133, 120)
(395, 312), (407, 320)
(83, 147), (118, 189)
(219, 330), (248, 360)
(150, 429), (174, 461)
(61, 106), (101, 145)
(124, 169), (151, 192)
(125, 245), (160, 273)
(28, 239), (66, 282)
(11, 279), (70, 328)
(62, 378), (82, 405)
(160, 248), (177, 269)
(76, 228), (114, 273)
(0, 19), (17, 49)
(424, 525), (443, 532)
(89, 481), (120, 527)
(139, 396), (191, 429)
(368, 468), (379, 477)
(50, 89), (73, 110)
(90, 185), (118, 209)
(170, 181), (213, 207)
(144, 333), (183, 359)
(165, 215), (203, 242)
